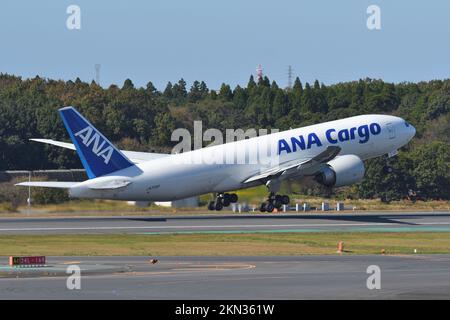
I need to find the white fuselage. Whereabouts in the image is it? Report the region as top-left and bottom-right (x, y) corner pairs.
(69, 114), (415, 201)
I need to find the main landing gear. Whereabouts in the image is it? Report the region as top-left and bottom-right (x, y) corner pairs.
(208, 193), (238, 211)
(260, 193), (290, 213)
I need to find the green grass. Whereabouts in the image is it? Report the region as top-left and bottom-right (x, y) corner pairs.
(1, 232), (450, 256)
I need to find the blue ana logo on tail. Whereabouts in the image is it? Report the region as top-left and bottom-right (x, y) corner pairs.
(74, 126), (114, 164)
(59, 106), (133, 178)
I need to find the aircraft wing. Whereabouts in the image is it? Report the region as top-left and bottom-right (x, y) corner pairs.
(244, 146), (341, 183)
(30, 138), (168, 163)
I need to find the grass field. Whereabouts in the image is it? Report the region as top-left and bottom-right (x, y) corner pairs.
(1, 232), (450, 256)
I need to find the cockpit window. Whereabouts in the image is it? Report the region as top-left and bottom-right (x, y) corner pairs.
(404, 121), (410, 127)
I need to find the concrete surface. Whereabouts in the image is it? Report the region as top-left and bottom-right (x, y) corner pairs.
(1, 255), (450, 299)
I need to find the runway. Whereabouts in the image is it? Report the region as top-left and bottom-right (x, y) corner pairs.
(0, 211), (450, 234)
(1, 255), (450, 299)
(1, 213), (450, 299)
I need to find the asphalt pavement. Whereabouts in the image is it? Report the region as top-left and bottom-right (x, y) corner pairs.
(0, 211), (449, 234)
(1, 255), (450, 299)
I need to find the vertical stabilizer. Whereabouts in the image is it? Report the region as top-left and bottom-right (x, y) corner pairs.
(58, 106), (133, 178)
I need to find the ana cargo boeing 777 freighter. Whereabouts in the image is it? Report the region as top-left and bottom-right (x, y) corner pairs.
(17, 107), (415, 212)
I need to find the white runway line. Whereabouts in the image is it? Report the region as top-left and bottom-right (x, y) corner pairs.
(1, 221), (450, 232)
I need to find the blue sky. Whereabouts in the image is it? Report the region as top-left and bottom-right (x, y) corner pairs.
(0, 0), (448, 90)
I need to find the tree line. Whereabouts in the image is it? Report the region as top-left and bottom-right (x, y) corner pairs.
(0, 73), (448, 201)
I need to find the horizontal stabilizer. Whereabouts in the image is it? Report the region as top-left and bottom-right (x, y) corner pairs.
(15, 181), (78, 188)
(30, 138), (76, 150)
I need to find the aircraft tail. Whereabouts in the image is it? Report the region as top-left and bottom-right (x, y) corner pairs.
(58, 106), (133, 178)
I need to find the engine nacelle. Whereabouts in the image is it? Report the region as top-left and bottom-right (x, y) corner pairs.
(315, 154), (365, 187)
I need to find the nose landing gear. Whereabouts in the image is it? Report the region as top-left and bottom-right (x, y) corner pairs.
(260, 193), (290, 213)
(208, 193), (238, 211)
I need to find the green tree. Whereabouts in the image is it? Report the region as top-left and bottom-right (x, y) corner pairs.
(410, 142), (450, 199)
(172, 78), (187, 102)
(219, 83), (233, 101)
(122, 79), (135, 90)
(163, 82), (173, 99)
(152, 113), (176, 146)
(301, 83), (314, 113)
(188, 80), (202, 102)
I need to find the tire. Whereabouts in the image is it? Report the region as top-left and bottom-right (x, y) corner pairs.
(275, 195), (282, 202)
(260, 203), (267, 212)
(230, 193), (238, 203)
(266, 203), (275, 213)
(274, 201), (282, 209)
(281, 195), (290, 205)
(208, 201), (215, 211)
(223, 193), (230, 201)
(215, 202), (223, 211)
(223, 199), (230, 207)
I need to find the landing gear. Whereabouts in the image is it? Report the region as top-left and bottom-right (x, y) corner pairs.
(259, 193), (290, 213)
(208, 193), (238, 211)
(228, 193), (238, 203)
(266, 202), (275, 213)
(214, 201), (223, 211)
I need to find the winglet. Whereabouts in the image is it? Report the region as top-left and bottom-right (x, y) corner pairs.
(58, 106), (133, 178)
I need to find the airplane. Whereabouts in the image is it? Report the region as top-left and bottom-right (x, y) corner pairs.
(16, 106), (416, 212)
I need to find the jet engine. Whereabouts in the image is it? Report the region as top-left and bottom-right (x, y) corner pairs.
(315, 154), (365, 187)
